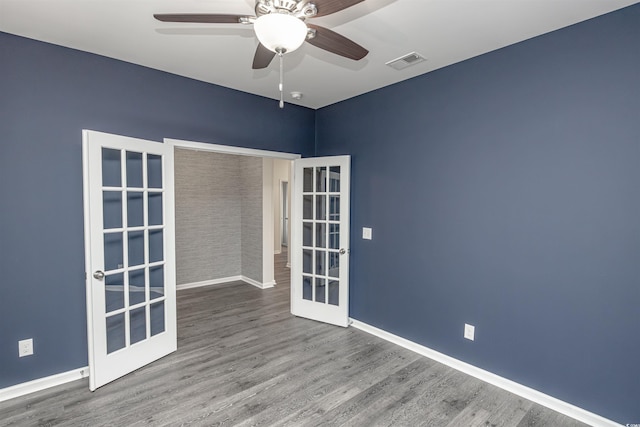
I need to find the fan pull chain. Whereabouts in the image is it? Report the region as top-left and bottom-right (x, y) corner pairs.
(279, 52), (284, 109)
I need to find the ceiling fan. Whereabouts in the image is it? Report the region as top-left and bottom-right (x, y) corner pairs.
(154, 0), (370, 70)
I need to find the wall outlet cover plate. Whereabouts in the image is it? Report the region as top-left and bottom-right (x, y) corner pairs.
(464, 324), (475, 341)
(362, 227), (372, 240)
(18, 338), (34, 357)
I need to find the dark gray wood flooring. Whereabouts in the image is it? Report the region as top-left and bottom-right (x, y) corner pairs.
(0, 251), (589, 426)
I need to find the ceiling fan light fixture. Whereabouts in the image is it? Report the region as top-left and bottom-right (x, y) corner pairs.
(254, 13), (307, 54)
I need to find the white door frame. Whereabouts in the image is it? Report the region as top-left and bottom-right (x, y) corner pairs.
(281, 180), (289, 247)
(165, 139), (301, 161)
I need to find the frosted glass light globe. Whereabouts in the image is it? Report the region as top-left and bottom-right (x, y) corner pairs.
(254, 13), (307, 54)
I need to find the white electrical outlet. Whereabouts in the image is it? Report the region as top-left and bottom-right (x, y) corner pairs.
(18, 338), (34, 357)
(362, 227), (372, 240)
(464, 324), (475, 341)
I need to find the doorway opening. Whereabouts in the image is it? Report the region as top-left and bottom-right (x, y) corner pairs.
(167, 138), (298, 293)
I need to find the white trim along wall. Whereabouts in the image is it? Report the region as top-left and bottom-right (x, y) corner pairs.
(0, 368), (89, 403)
(164, 139), (301, 160)
(176, 276), (275, 291)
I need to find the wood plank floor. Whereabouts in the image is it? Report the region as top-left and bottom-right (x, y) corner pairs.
(0, 250), (589, 426)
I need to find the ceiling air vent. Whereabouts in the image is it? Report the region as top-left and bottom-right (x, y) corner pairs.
(385, 52), (426, 71)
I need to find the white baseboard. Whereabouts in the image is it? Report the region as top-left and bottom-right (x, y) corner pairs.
(349, 319), (621, 427)
(243, 276), (276, 289)
(0, 367), (88, 403)
(177, 276), (275, 291)
(177, 276), (243, 291)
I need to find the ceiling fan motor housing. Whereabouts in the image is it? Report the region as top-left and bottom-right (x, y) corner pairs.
(255, 0), (318, 19)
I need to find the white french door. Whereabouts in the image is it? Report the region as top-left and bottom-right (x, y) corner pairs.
(82, 130), (176, 391)
(291, 156), (350, 327)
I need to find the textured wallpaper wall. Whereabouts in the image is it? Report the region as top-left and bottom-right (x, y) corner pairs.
(175, 149), (263, 285)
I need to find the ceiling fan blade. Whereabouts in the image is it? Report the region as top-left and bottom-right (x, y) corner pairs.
(306, 24), (368, 60)
(313, 0), (366, 17)
(252, 43), (277, 69)
(153, 14), (250, 24)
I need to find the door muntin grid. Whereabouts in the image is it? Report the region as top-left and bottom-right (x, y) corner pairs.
(101, 148), (166, 354)
(301, 165), (341, 306)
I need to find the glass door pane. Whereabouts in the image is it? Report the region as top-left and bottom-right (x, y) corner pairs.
(101, 149), (167, 354)
(301, 165), (342, 307)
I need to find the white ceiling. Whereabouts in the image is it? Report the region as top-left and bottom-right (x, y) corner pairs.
(1, 0), (637, 109)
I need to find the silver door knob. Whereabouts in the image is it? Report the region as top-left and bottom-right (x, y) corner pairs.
(339, 248), (346, 255)
(93, 270), (105, 280)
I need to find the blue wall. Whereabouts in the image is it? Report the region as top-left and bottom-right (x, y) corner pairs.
(0, 32), (315, 388)
(316, 4), (640, 424)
